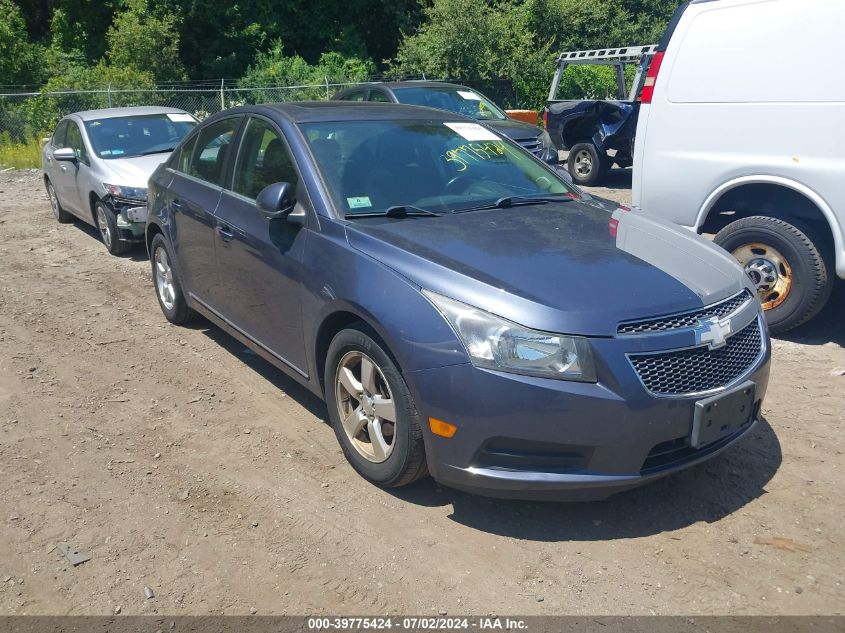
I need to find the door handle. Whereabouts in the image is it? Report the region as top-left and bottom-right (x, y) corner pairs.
(171, 199), (183, 210)
(60, 165), (67, 172)
(216, 224), (235, 242)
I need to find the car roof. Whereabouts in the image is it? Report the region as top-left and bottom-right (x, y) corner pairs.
(231, 101), (474, 124)
(70, 106), (191, 122)
(337, 81), (472, 94)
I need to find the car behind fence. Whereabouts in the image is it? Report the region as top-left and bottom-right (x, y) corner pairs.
(0, 78), (519, 144)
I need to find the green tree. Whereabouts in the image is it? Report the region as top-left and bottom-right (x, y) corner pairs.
(0, 0), (45, 84)
(106, 0), (185, 82)
(239, 40), (375, 102)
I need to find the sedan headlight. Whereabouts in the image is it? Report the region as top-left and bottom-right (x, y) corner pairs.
(424, 290), (596, 382)
(104, 183), (147, 202)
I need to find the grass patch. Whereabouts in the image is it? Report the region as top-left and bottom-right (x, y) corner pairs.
(0, 134), (45, 170)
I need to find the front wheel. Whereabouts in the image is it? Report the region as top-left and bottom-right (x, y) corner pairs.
(714, 215), (833, 333)
(567, 142), (608, 186)
(94, 200), (131, 255)
(325, 325), (427, 487)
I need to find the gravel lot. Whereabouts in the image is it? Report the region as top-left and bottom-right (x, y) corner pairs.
(1, 168), (843, 616)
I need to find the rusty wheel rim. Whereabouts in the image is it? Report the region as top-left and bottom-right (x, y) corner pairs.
(732, 242), (793, 310)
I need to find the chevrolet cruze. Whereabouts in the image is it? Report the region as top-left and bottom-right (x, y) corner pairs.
(145, 102), (770, 500)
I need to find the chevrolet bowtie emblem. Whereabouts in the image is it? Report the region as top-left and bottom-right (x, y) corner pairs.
(695, 316), (732, 350)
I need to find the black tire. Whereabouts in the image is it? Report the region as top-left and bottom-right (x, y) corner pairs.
(714, 215), (834, 333)
(324, 324), (427, 487)
(45, 178), (73, 223)
(94, 199), (131, 255)
(150, 233), (196, 325)
(567, 142), (609, 186)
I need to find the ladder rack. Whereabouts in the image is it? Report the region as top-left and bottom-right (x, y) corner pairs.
(549, 44), (658, 102)
(555, 45), (658, 65)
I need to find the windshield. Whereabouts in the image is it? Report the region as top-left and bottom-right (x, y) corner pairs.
(393, 87), (508, 121)
(84, 113), (197, 159)
(302, 120), (571, 217)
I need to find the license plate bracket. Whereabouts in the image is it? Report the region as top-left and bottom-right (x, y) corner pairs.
(691, 381), (755, 449)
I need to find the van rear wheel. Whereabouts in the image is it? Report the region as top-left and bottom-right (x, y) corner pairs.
(714, 215), (833, 333)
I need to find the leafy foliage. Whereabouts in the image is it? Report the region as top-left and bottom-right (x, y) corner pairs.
(2, 0), (680, 141)
(105, 0), (185, 82)
(1, 0), (45, 84)
(238, 41), (375, 102)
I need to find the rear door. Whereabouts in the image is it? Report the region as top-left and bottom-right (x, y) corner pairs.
(166, 116), (243, 307)
(212, 115), (310, 374)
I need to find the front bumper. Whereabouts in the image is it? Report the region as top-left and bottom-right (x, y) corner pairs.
(409, 333), (770, 501)
(108, 197), (147, 241)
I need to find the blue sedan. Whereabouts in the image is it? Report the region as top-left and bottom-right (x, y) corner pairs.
(145, 102), (770, 500)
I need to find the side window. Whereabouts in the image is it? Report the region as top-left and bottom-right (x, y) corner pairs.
(65, 122), (89, 163)
(342, 90), (366, 102)
(188, 117), (239, 187)
(52, 121), (69, 148)
(176, 135), (196, 173)
(369, 90), (391, 103)
(233, 117), (299, 200)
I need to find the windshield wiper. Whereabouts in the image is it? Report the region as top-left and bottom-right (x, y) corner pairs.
(346, 205), (444, 219)
(140, 147), (178, 156)
(454, 194), (575, 213)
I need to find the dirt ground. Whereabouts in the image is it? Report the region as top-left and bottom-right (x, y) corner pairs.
(1, 168), (843, 617)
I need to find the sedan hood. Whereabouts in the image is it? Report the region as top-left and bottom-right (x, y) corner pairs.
(484, 118), (542, 141)
(100, 153), (172, 188)
(346, 202), (749, 336)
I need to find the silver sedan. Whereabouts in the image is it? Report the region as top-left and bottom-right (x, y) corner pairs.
(42, 106), (197, 255)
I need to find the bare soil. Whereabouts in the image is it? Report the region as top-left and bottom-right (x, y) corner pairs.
(1, 169), (843, 616)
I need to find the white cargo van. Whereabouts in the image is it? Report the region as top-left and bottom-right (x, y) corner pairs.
(632, 0), (844, 333)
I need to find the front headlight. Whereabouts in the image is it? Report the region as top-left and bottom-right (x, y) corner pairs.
(104, 183), (147, 202)
(424, 290), (596, 382)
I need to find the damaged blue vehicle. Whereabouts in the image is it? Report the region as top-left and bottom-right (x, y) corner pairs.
(543, 45), (657, 185)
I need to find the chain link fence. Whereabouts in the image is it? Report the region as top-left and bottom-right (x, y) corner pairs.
(0, 78), (519, 144)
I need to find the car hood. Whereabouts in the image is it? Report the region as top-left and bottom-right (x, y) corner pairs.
(484, 118), (542, 141)
(345, 202), (751, 336)
(100, 153), (173, 188)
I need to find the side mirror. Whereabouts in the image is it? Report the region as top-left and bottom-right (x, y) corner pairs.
(53, 147), (77, 162)
(256, 182), (294, 220)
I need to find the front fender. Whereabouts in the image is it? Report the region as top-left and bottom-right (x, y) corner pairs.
(301, 225), (469, 385)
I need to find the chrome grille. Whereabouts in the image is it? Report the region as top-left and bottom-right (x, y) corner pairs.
(618, 290), (754, 335)
(515, 137), (542, 156)
(629, 318), (762, 396)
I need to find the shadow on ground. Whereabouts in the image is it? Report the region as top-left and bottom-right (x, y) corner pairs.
(72, 218), (149, 262)
(188, 318), (327, 420)
(778, 279), (845, 348)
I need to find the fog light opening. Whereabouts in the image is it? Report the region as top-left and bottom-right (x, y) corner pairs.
(429, 417), (457, 438)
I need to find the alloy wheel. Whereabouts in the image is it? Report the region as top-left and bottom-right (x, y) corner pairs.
(47, 182), (59, 219)
(96, 205), (112, 250)
(154, 246), (177, 311)
(334, 351), (397, 463)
